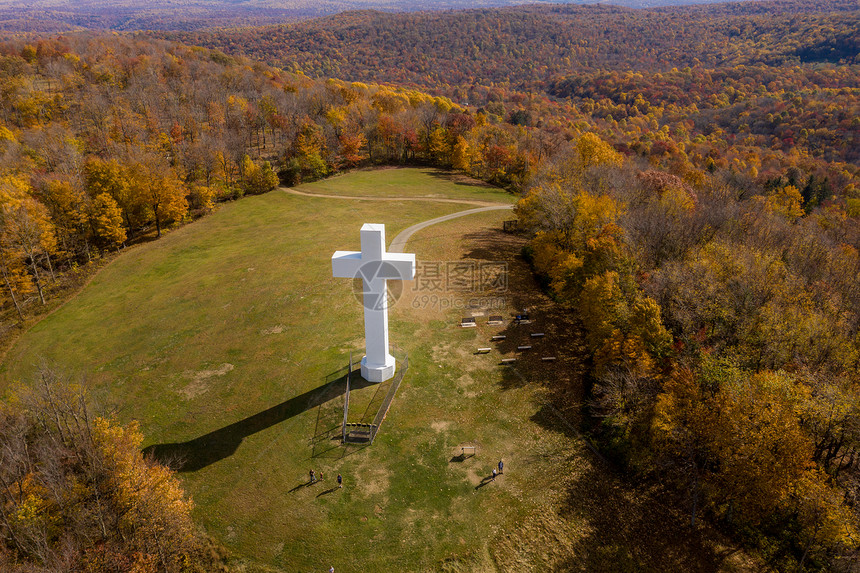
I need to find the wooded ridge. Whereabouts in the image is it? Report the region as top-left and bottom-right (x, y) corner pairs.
(1, 1), (859, 568)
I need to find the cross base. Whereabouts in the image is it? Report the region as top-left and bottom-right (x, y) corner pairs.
(360, 354), (396, 383)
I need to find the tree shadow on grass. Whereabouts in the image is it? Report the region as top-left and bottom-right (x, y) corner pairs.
(530, 403), (744, 572)
(420, 169), (502, 191)
(555, 463), (737, 573)
(144, 366), (371, 472)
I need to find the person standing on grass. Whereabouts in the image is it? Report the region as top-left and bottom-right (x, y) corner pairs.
(310, 469), (316, 483)
(337, 474), (343, 488)
(492, 468), (497, 481)
(498, 459), (504, 474)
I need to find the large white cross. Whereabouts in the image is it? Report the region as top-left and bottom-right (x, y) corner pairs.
(332, 223), (416, 382)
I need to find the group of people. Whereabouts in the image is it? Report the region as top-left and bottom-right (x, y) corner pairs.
(492, 459), (504, 480)
(309, 469), (343, 488)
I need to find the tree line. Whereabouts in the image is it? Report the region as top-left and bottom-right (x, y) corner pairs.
(516, 132), (860, 571)
(2, 30), (859, 338)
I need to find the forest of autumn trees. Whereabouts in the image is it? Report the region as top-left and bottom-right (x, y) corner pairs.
(515, 131), (860, 570)
(0, 1), (859, 568)
(156, 0), (860, 212)
(157, 0), (860, 89)
(0, 366), (226, 571)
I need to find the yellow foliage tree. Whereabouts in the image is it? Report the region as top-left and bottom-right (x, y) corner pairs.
(709, 371), (813, 523)
(794, 469), (859, 569)
(0, 175), (58, 305)
(132, 158), (188, 238)
(84, 157), (139, 230)
(92, 417), (197, 569)
(765, 184), (804, 220)
(451, 135), (471, 171)
(579, 271), (669, 375)
(575, 132), (623, 171)
(90, 192), (127, 249)
(41, 179), (89, 250)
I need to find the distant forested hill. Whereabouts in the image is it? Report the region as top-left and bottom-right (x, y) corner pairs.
(153, 0), (860, 169)
(0, 0), (761, 33)
(155, 0), (859, 86)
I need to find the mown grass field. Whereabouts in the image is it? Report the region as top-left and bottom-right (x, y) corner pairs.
(293, 167), (516, 203)
(1, 168), (753, 572)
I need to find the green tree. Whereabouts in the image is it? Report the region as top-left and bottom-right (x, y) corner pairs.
(240, 155), (280, 196)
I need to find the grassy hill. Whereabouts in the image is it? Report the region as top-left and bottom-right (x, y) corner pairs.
(0, 168), (752, 571)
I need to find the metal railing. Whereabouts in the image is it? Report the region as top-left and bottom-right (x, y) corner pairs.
(369, 353), (408, 443)
(341, 350), (408, 445)
(341, 352), (352, 443)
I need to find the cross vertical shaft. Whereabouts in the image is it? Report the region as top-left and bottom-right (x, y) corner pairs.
(332, 224), (416, 382)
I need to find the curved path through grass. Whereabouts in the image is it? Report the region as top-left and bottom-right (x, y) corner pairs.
(283, 186), (514, 253)
(284, 186), (507, 207)
(389, 205), (513, 253)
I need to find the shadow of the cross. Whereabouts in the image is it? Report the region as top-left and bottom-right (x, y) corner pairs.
(143, 366), (371, 472)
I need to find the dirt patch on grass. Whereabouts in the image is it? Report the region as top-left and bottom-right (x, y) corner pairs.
(431, 342), (455, 365)
(260, 324), (285, 335)
(431, 420), (452, 432)
(179, 363), (234, 399)
(458, 374), (479, 398)
(356, 464), (391, 499)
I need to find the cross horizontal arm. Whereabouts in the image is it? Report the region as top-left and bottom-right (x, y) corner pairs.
(332, 251), (363, 278)
(379, 253), (416, 281)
